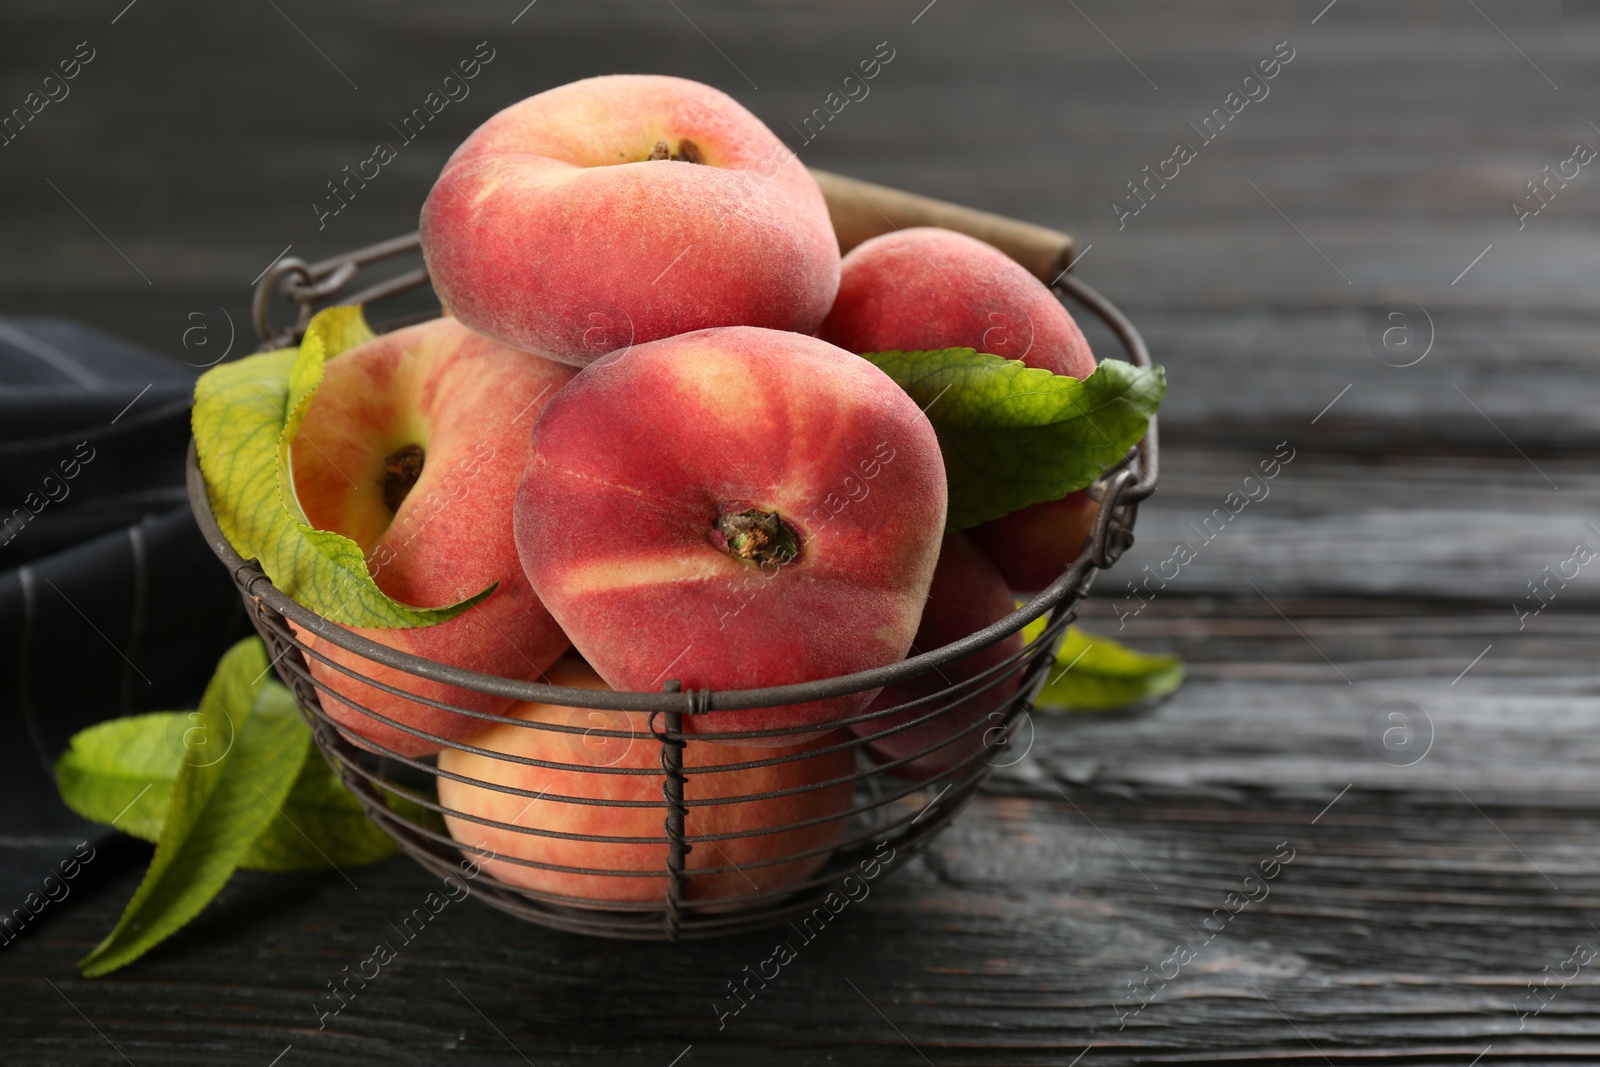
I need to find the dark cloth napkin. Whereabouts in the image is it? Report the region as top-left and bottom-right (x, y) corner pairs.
(0, 317), (252, 945)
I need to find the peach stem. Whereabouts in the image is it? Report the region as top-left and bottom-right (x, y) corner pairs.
(382, 444), (425, 514)
(709, 504), (799, 567)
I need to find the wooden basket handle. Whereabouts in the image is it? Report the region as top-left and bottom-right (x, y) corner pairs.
(809, 168), (1078, 285)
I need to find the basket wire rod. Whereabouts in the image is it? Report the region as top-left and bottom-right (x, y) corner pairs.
(336, 679), (1009, 927)
(281, 604), (1044, 778)
(409, 757), (983, 916)
(305, 231), (423, 277)
(244, 598), (402, 834)
(251, 511), (1057, 860)
(292, 655), (1002, 834)
(276, 628), (1029, 816)
(655, 685), (693, 939)
(1054, 271), (1161, 503)
(339, 266), (431, 311)
(252, 232), (425, 348)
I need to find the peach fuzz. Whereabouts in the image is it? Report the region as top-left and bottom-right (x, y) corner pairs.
(420, 74), (840, 366)
(852, 531), (1023, 776)
(436, 660), (856, 906)
(514, 325), (947, 743)
(288, 317), (574, 757)
(816, 226), (1096, 379)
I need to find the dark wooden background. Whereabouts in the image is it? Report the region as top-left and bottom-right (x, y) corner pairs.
(4, 0), (1598, 1063)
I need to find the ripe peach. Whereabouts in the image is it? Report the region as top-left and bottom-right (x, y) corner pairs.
(420, 74), (839, 366)
(514, 325), (947, 743)
(817, 226), (1102, 590)
(436, 660), (856, 907)
(816, 226), (1095, 379)
(852, 531), (1023, 776)
(288, 317), (574, 757)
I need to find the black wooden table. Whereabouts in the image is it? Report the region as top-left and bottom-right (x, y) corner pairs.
(4, 1), (1597, 1063)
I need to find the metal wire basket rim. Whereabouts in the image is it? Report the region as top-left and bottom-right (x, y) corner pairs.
(191, 444), (1108, 714)
(279, 585), (1064, 760)
(318, 654), (1035, 784)
(306, 655), (1035, 814)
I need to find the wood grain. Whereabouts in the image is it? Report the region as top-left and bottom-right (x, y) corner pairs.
(1100, 446), (1600, 603)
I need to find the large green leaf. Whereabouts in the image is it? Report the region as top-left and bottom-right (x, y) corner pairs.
(1023, 621), (1185, 711)
(55, 672), (414, 874)
(192, 305), (493, 628)
(55, 712), (184, 843)
(78, 639), (310, 977)
(238, 690), (411, 871)
(861, 349), (1165, 528)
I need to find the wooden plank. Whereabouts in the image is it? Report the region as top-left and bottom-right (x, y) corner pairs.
(1003, 676), (1600, 805)
(1079, 595), (1600, 683)
(1100, 445), (1600, 603)
(1082, 307), (1600, 445)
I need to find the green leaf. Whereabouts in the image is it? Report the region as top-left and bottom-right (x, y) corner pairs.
(237, 689), (404, 871)
(55, 712), (188, 843)
(243, 700), (435, 867)
(77, 639), (311, 977)
(55, 672), (413, 875)
(192, 306), (493, 628)
(860, 349), (1166, 528)
(1024, 622), (1184, 711)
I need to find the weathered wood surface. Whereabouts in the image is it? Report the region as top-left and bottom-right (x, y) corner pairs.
(1105, 447), (1600, 602)
(10, 626), (1600, 1066)
(4, 0), (1598, 1063)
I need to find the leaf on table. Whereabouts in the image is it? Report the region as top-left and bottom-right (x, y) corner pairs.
(192, 305), (493, 628)
(55, 664), (416, 875)
(77, 638), (310, 977)
(55, 712), (187, 843)
(1022, 621), (1184, 711)
(237, 683), (405, 871)
(860, 349), (1165, 528)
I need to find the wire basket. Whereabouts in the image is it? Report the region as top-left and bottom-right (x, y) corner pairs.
(189, 173), (1158, 940)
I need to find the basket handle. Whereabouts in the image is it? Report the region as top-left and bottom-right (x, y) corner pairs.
(809, 168), (1078, 285)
